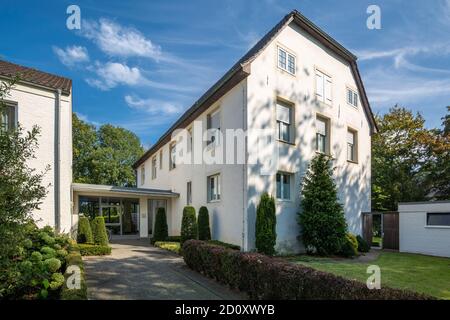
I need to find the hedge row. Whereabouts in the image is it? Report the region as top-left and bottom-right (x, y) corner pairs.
(60, 249), (87, 300)
(77, 244), (111, 256)
(182, 240), (432, 300)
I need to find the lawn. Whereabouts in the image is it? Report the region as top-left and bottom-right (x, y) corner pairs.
(287, 252), (450, 299)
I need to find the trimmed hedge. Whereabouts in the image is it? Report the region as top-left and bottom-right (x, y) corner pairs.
(60, 249), (87, 300)
(207, 240), (240, 251)
(182, 240), (432, 300)
(77, 216), (93, 244)
(181, 206), (197, 245)
(198, 206), (211, 241)
(91, 216), (109, 246)
(153, 207), (169, 242)
(77, 243), (111, 256)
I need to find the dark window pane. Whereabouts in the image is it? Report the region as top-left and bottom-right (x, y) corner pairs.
(427, 213), (450, 226)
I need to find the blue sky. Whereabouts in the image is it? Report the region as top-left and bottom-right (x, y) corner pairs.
(1, 0), (449, 147)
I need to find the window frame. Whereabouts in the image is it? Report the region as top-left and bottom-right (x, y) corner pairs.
(207, 173), (221, 203)
(276, 172), (292, 201)
(140, 166), (145, 185)
(346, 128), (358, 163)
(207, 109), (221, 147)
(315, 115), (330, 155)
(0, 101), (17, 131)
(187, 181), (192, 205)
(275, 99), (295, 144)
(346, 87), (358, 108)
(277, 46), (296, 75)
(159, 150), (163, 170)
(169, 143), (176, 170)
(315, 68), (332, 105)
(151, 157), (157, 179)
(426, 212), (450, 227)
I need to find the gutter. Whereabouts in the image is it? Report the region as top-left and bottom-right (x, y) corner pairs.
(54, 89), (61, 233)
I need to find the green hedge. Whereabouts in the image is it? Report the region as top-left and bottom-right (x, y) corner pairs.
(77, 243), (111, 256)
(181, 206), (197, 245)
(77, 216), (93, 244)
(60, 249), (87, 300)
(207, 240), (240, 250)
(154, 241), (181, 254)
(255, 193), (276, 255)
(91, 216), (109, 246)
(198, 206), (211, 241)
(153, 207), (169, 242)
(182, 240), (432, 300)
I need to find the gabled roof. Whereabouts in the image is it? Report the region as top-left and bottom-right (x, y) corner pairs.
(133, 9), (377, 169)
(0, 60), (72, 95)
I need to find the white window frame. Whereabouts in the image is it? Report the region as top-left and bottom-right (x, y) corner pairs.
(276, 172), (292, 200)
(316, 115), (330, 154)
(140, 166), (145, 185)
(207, 109), (221, 147)
(276, 100), (294, 144)
(347, 128), (358, 163)
(159, 150), (163, 170)
(169, 143), (176, 170)
(1, 102), (17, 131)
(151, 157), (157, 179)
(315, 69), (332, 105)
(347, 87), (358, 108)
(207, 174), (221, 202)
(187, 181), (192, 205)
(277, 46), (296, 75)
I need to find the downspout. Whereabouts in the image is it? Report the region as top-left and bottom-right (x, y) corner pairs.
(54, 89), (61, 233)
(242, 81), (248, 251)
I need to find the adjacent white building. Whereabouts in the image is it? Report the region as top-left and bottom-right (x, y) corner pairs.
(133, 10), (377, 253)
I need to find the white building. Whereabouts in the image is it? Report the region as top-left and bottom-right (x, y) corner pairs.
(133, 10), (377, 253)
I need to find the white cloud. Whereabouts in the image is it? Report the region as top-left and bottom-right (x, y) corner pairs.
(125, 95), (182, 115)
(74, 112), (100, 126)
(82, 18), (161, 59)
(53, 45), (89, 66)
(86, 62), (144, 90)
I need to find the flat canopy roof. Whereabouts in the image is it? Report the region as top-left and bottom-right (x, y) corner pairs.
(72, 183), (179, 198)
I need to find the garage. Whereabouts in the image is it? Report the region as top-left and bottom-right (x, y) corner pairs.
(398, 201), (450, 258)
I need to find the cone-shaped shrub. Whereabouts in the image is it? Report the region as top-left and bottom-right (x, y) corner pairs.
(298, 153), (348, 255)
(91, 216), (109, 246)
(153, 207), (169, 242)
(181, 206), (197, 245)
(77, 216), (93, 244)
(197, 206), (211, 241)
(255, 193), (277, 255)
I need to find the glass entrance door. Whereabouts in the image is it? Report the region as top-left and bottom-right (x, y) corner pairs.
(148, 199), (167, 236)
(101, 198), (122, 235)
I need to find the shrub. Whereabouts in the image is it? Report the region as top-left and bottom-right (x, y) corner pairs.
(181, 206), (197, 245)
(168, 235), (181, 242)
(40, 246), (57, 259)
(207, 240), (240, 250)
(154, 241), (181, 254)
(182, 240), (431, 300)
(49, 273), (65, 290)
(298, 154), (348, 255)
(198, 206), (211, 241)
(77, 216), (93, 244)
(91, 216), (109, 246)
(339, 233), (358, 257)
(61, 249), (87, 300)
(77, 243), (111, 256)
(44, 258), (61, 273)
(153, 207), (169, 242)
(255, 193), (277, 255)
(356, 235), (370, 253)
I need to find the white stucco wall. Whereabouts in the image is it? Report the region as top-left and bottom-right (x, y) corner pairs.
(245, 21), (372, 253)
(5, 82), (73, 234)
(399, 202), (450, 258)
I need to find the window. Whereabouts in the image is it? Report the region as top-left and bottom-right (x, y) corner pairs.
(187, 181), (192, 205)
(347, 88), (358, 108)
(169, 143), (176, 170)
(187, 127), (193, 152)
(207, 174), (221, 202)
(316, 116), (329, 154)
(151, 157), (157, 179)
(140, 166), (145, 185)
(427, 213), (450, 226)
(207, 110), (221, 146)
(347, 129), (357, 162)
(276, 101), (293, 143)
(276, 172), (291, 200)
(277, 47), (296, 75)
(159, 150), (163, 170)
(315, 69), (332, 104)
(1, 104), (16, 131)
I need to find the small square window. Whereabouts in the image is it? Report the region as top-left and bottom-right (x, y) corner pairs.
(1, 104), (16, 131)
(347, 88), (358, 108)
(278, 47), (296, 75)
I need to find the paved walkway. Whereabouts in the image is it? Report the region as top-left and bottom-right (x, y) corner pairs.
(83, 239), (246, 300)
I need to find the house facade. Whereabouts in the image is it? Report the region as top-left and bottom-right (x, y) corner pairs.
(133, 10), (377, 253)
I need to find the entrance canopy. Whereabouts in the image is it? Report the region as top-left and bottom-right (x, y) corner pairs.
(72, 183), (179, 198)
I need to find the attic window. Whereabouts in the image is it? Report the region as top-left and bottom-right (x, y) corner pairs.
(278, 47), (296, 75)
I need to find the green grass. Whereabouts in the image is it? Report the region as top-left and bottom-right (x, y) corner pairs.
(154, 241), (181, 254)
(287, 252), (450, 299)
(372, 236), (382, 247)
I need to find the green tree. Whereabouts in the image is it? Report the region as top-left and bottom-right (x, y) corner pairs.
(255, 193), (276, 255)
(91, 216), (109, 246)
(372, 106), (439, 210)
(153, 207), (168, 242)
(72, 115), (144, 186)
(181, 206), (197, 245)
(298, 153), (347, 255)
(77, 216), (93, 244)
(0, 78), (48, 266)
(197, 206), (211, 241)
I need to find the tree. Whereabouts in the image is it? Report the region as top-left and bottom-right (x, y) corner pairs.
(153, 207), (168, 242)
(371, 106), (447, 210)
(77, 216), (93, 244)
(72, 115), (144, 186)
(0, 78), (48, 265)
(91, 216), (109, 246)
(181, 206), (197, 245)
(298, 153), (347, 255)
(255, 193), (276, 255)
(198, 206), (211, 241)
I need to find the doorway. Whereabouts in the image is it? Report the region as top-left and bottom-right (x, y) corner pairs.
(148, 199), (167, 237)
(362, 211), (399, 250)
